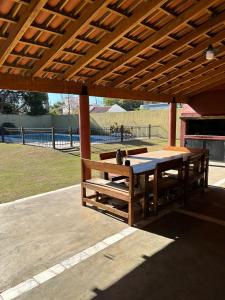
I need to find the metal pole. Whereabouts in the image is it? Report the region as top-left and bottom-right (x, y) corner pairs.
(120, 125), (124, 142)
(21, 126), (25, 145)
(1, 127), (4, 143)
(148, 124), (151, 139)
(52, 127), (55, 149)
(69, 126), (73, 147)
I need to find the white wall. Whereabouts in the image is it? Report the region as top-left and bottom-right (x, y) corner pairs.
(0, 114), (52, 128)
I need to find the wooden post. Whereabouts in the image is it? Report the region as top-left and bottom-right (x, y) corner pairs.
(168, 101), (177, 146)
(79, 86), (91, 180)
(69, 126), (73, 147)
(120, 125), (124, 142)
(21, 126), (25, 145)
(148, 124), (151, 139)
(52, 127), (55, 149)
(180, 118), (186, 147)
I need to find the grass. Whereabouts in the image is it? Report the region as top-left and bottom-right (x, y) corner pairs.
(0, 138), (168, 204)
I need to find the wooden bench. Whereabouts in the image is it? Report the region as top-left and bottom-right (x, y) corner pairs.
(163, 146), (209, 187)
(81, 159), (143, 226)
(127, 147), (148, 156)
(149, 157), (184, 214)
(99, 151), (127, 181)
(184, 152), (206, 198)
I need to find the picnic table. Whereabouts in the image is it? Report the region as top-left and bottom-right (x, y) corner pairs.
(100, 149), (194, 174)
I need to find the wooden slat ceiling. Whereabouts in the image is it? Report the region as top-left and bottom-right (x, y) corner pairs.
(0, 0), (225, 101)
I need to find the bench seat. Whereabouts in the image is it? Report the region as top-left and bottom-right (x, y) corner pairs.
(83, 178), (143, 202)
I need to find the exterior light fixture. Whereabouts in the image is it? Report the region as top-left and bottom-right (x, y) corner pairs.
(206, 44), (215, 60)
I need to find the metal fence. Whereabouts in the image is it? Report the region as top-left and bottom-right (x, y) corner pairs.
(0, 125), (167, 149)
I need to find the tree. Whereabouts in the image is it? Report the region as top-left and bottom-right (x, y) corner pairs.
(49, 101), (64, 115)
(24, 92), (49, 115)
(103, 98), (143, 111)
(0, 90), (49, 115)
(61, 94), (79, 115)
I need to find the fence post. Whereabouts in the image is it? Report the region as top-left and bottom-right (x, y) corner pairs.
(69, 126), (73, 147)
(21, 126), (25, 145)
(148, 124), (151, 139)
(52, 127), (55, 149)
(1, 127), (4, 143)
(120, 125), (124, 142)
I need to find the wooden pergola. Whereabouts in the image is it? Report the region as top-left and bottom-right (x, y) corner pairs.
(0, 0), (225, 158)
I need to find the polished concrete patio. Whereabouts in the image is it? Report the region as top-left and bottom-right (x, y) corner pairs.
(0, 165), (225, 300)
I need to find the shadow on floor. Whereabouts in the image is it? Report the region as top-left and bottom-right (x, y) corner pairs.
(90, 188), (225, 300)
(183, 186), (225, 221)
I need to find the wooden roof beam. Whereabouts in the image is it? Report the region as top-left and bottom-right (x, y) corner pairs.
(136, 30), (225, 91)
(160, 50), (225, 94)
(31, 0), (111, 77)
(0, 73), (178, 103)
(88, 0), (217, 86)
(173, 66), (225, 96)
(187, 76), (225, 97)
(112, 5), (225, 88)
(0, 14), (18, 24)
(0, 0), (48, 67)
(147, 31), (225, 91)
(61, 0), (167, 80)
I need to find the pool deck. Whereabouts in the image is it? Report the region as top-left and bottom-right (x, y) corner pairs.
(0, 165), (225, 300)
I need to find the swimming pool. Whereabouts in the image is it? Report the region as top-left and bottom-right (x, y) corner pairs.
(3, 132), (122, 148)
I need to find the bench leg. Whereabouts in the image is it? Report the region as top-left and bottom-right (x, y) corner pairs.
(153, 194), (158, 216)
(128, 201), (134, 226)
(81, 187), (87, 206)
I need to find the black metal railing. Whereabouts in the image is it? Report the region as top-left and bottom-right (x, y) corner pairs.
(0, 124), (166, 149)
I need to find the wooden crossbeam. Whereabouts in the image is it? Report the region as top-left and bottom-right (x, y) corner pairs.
(111, 8), (225, 88)
(132, 31), (225, 90)
(0, 73), (177, 103)
(174, 65), (225, 96)
(187, 77), (225, 97)
(147, 31), (225, 91)
(161, 52), (225, 94)
(88, 0), (216, 85)
(0, 14), (18, 24)
(31, 1), (111, 77)
(61, 0), (167, 80)
(0, 0), (48, 67)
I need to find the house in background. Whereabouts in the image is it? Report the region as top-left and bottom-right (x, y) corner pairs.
(90, 104), (126, 113)
(140, 103), (169, 110)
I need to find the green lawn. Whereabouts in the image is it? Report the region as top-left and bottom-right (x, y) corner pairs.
(0, 138), (168, 204)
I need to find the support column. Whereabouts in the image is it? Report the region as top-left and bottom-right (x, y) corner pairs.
(168, 101), (177, 146)
(180, 118), (186, 147)
(79, 86), (91, 159)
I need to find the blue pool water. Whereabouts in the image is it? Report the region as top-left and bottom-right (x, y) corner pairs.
(4, 133), (119, 144)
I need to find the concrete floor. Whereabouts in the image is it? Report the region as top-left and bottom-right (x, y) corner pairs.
(1, 165), (225, 300)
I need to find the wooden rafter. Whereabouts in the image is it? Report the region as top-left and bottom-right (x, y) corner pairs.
(61, 0), (167, 80)
(174, 65), (225, 96)
(133, 32), (225, 91)
(187, 77), (225, 97)
(31, 0), (111, 77)
(161, 53), (225, 94)
(0, 73), (176, 103)
(111, 9), (225, 88)
(146, 31), (225, 92)
(0, 0), (225, 101)
(88, 0), (216, 85)
(0, 0), (48, 67)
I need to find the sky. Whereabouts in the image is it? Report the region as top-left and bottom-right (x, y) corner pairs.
(48, 93), (103, 106)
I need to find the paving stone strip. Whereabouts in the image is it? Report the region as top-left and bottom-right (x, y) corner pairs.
(0, 227), (137, 300)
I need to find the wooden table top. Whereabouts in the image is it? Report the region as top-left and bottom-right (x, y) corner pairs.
(100, 150), (193, 174)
